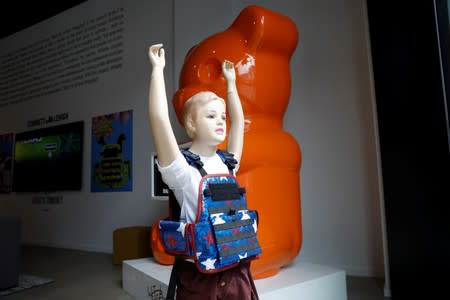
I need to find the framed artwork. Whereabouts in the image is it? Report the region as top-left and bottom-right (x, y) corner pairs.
(0, 133), (13, 193)
(91, 110), (132, 192)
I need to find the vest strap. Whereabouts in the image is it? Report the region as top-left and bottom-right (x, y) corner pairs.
(216, 149), (238, 174)
(180, 149), (207, 176)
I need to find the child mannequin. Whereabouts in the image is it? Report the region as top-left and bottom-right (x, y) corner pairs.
(148, 44), (259, 299)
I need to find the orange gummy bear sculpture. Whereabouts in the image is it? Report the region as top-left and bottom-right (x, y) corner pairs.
(152, 5), (302, 279)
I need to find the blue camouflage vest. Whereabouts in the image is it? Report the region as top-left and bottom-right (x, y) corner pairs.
(158, 149), (261, 273)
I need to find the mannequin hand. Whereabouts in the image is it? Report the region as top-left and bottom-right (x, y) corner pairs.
(149, 43), (165, 69)
(222, 60), (236, 82)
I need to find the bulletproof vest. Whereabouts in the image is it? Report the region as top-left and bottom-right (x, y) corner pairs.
(158, 149), (261, 273)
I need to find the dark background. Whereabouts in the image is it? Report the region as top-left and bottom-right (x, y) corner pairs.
(367, 0), (450, 298)
(0, 1), (85, 40)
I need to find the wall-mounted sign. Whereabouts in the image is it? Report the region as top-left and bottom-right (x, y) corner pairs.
(27, 112), (69, 128)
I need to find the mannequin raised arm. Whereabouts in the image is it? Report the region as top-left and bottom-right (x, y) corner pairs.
(222, 60), (244, 163)
(148, 43), (179, 167)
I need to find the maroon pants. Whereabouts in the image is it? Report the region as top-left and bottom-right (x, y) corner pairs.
(175, 260), (259, 300)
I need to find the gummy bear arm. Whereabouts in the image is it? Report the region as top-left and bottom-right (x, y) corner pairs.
(148, 44), (179, 167)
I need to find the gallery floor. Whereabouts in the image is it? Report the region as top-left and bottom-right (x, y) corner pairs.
(1, 246), (389, 300)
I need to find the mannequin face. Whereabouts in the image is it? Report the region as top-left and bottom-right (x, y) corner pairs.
(188, 93), (226, 145)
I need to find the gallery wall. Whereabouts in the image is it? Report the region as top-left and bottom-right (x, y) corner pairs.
(0, 0), (384, 277)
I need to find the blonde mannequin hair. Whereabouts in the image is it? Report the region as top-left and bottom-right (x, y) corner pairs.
(183, 91), (225, 139)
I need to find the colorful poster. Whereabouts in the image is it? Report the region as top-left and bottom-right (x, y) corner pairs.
(91, 110), (132, 192)
(0, 133), (13, 193)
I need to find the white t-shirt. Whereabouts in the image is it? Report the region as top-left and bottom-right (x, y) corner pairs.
(158, 151), (237, 223)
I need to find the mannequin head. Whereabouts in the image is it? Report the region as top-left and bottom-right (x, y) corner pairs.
(183, 91), (226, 145)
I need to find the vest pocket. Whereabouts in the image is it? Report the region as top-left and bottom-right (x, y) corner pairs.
(210, 210), (261, 267)
(192, 220), (219, 271)
(159, 219), (192, 256)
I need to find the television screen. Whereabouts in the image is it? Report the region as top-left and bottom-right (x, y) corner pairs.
(12, 121), (84, 192)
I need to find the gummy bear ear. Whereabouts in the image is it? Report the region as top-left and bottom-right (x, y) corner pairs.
(229, 5), (298, 58)
(198, 58), (222, 84)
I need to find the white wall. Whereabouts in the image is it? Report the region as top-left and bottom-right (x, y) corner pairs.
(0, 0), (385, 277)
(0, 0), (173, 252)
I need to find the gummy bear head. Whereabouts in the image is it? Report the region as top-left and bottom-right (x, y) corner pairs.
(173, 5), (298, 126)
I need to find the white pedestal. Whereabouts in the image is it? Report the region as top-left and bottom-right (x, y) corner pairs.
(122, 258), (347, 300)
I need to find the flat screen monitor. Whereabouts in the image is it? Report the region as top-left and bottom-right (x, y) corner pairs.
(12, 121), (84, 192)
